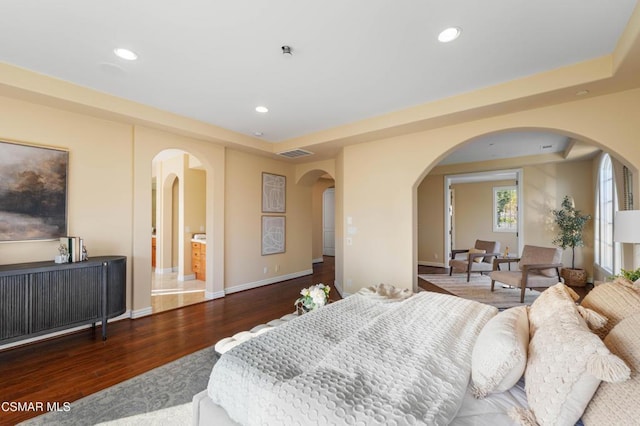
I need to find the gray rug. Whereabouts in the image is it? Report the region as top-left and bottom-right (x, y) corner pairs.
(418, 274), (541, 309)
(20, 346), (218, 426)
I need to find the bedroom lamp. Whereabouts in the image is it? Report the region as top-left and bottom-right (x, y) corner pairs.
(614, 210), (640, 269)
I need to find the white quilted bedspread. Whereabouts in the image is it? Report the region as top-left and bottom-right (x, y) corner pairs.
(207, 291), (497, 425)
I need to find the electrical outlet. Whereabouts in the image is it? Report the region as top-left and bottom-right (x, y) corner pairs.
(263, 267), (268, 274)
(346, 237), (353, 246)
(275, 264), (280, 272)
(434, 253), (438, 260)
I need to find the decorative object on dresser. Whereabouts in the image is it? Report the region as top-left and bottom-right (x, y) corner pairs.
(0, 256), (126, 344)
(550, 195), (591, 286)
(59, 236), (86, 263)
(191, 239), (206, 281)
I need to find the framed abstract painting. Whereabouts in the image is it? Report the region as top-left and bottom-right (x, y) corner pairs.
(261, 215), (285, 255)
(0, 140), (68, 241)
(262, 172), (286, 213)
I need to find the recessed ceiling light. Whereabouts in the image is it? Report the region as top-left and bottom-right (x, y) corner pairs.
(114, 48), (138, 61)
(255, 106), (269, 113)
(254, 131), (264, 137)
(575, 90), (590, 96)
(438, 27), (461, 43)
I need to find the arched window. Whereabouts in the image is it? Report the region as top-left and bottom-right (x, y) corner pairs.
(595, 154), (620, 274)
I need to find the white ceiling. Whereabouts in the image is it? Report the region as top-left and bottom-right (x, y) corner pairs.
(0, 1), (636, 144)
(439, 132), (571, 165)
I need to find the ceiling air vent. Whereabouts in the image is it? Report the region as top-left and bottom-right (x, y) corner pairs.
(277, 149), (314, 159)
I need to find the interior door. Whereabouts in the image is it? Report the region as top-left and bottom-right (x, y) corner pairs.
(323, 188), (335, 256)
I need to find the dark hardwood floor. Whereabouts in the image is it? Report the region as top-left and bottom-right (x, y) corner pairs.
(0, 257), (337, 425)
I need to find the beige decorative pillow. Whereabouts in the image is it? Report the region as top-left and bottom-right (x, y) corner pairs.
(469, 247), (486, 263)
(528, 283), (579, 336)
(581, 279), (640, 338)
(516, 288), (630, 426)
(471, 306), (529, 397)
(583, 313), (640, 425)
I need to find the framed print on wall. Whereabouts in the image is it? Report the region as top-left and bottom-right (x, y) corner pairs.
(262, 216), (285, 255)
(262, 172), (286, 213)
(0, 140), (68, 241)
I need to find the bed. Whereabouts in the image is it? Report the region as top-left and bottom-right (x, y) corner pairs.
(193, 280), (640, 425)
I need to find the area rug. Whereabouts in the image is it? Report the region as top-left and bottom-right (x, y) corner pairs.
(20, 346), (218, 426)
(418, 274), (541, 309)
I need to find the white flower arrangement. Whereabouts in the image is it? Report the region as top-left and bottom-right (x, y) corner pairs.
(295, 283), (330, 312)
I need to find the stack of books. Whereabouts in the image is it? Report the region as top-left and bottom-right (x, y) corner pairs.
(59, 236), (86, 262)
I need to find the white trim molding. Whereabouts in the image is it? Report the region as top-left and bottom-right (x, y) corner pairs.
(205, 290), (225, 299)
(225, 269), (314, 295)
(312, 257), (324, 264)
(131, 306), (153, 319)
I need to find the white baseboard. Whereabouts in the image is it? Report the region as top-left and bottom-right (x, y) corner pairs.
(312, 257), (324, 264)
(418, 260), (447, 268)
(131, 306), (153, 319)
(225, 269), (314, 295)
(334, 280), (351, 298)
(178, 273), (196, 282)
(205, 290), (225, 299)
(0, 311), (132, 351)
(154, 267), (173, 275)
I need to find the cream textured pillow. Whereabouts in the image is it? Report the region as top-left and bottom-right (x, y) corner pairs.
(528, 283), (579, 336)
(581, 278), (640, 338)
(514, 287), (630, 426)
(468, 247), (486, 263)
(471, 306), (529, 397)
(583, 313), (640, 425)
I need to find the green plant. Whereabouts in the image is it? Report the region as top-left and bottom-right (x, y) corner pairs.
(619, 268), (640, 282)
(551, 196), (592, 270)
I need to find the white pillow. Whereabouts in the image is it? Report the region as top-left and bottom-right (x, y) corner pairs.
(471, 306), (529, 397)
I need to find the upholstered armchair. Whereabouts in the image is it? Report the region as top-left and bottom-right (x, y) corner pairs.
(490, 245), (563, 303)
(449, 240), (501, 282)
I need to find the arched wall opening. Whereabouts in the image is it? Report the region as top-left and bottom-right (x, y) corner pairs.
(296, 167), (339, 294)
(151, 149), (207, 313)
(131, 125), (225, 317)
(412, 126), (640, 292)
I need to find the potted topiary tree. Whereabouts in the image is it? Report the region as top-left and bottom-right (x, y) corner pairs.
(551, 195), (592, 286)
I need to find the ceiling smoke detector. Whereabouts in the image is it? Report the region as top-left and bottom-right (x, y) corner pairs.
(281, 45), (292, 56)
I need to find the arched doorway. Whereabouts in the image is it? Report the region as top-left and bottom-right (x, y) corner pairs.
(151, 149), (207, 313)
(415, 129), (634, 291)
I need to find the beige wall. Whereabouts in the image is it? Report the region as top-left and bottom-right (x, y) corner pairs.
(522, 160), (594, 275)
(0, 95), (134, 307)
(417, 174), (445, 266)
(224, 149), (313, 291)
(452, 179), (518, 254)
(312, 179), (335, 261)
(342, 88), (640, 294)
